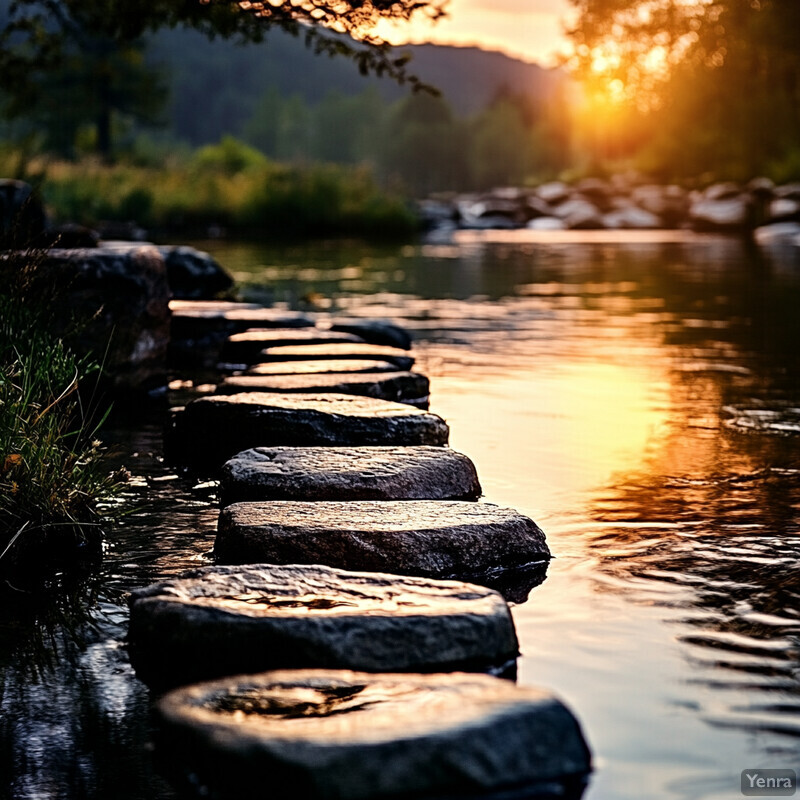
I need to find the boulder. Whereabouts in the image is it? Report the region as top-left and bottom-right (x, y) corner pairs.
(552, 198), (603, 230)
(220, 329), (365, 366)
(774, 182), (800, 201)
(689, 196), (752, 231)
(247, 358), (402, 376)
(747, 177), (775, 196)
(768, 197), (800, 222)
(703, 181), (741, 201)
(43, 223), (100, 249)
(159, 245), (234, 300)
(219, 446), (480, 504)
(214, 371), (429, 406)
(155, 670), (591, 800)
(40, 246), (170, 393)
(128, 563), (517, 690)
(328, 319), (413, 350)
(256, 343), (415, 370)
(602, 206), (661, 229)
(0, 179), (47, 248)
(535, 181), (571, 206)
(527, 216), (567, 231)
(167, 393), (449, 472)
(168, 300), (313, 367)
(215, 500), (550, 583)
(631, 184), (688, 225)
(754, 221), (800, 247)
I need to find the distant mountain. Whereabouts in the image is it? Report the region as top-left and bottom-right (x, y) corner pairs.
(148, 28), (562, 145)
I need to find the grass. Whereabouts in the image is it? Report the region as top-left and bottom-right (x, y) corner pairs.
(5, 139), (419, 239)
(0, 251), (126, 578)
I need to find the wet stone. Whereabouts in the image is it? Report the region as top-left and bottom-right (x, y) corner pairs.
(214, 371), (429, 407)
(220, 329), (365, 365)
(169, 300), (314, 367)
(155, 670), (592, 800)
(257, 342), (415, 370)
(247, 358), (402, 376)
(167, 393), (449, 473)
(328, 318), (413, 350)
(215, 500), (550, 583)
(128, 563), (517, 691)
(219, 446), (481, 504)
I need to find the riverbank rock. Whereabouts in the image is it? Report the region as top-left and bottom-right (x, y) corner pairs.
(41, 246), (170, 394)
(215, 500), (549, 583)
(167, 393), (449, 472)
(128, 564), (517, 691)
(169, 300), (314, 367)
(159, 246), (233, 299)
(0, 179), (46, 248)
(328, 319), (413, 350)
(219, 446), (481, 504)
(689, 196), (752, 231)
(214, 372), (429, 406)
(155, 670), (591, 800)
(256, 343), (415, 370)
(220, 329), (365, 365)
(247, 358), (402, 376)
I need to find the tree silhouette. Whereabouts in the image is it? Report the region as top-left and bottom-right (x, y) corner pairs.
(0, 0), (445, 159)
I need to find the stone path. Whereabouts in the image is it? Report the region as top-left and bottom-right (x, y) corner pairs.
(215, 500), (550, 580)
(147, 306), (589, 796)
(256, 342), (415, 370)
(168, 393), (449, 471)
(155, 670), (591, 800)
(220, 328), (365, 365)
(128, 563), (518, 690)
(214, 371), (430, 406)
(247, 358), (402, 376)
(219, 446), (481, 504)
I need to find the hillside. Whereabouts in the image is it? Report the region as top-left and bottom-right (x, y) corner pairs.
(149, 27), (561, 145)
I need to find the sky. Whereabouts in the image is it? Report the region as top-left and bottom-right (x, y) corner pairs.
(373, 0), (575, 66)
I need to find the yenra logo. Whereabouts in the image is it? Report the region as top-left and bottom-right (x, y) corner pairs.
(741, 770), (797, 797)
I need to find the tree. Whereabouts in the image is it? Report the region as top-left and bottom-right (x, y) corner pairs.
(0, 0), (446, 159)
(565, 0), (800, 178)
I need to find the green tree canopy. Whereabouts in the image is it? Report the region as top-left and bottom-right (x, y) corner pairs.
(0, 0), (445, 158)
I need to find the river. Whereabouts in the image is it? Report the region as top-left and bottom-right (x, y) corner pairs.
(2, 229), (799, 799)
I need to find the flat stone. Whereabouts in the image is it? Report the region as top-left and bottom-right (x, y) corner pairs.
(169, 300), (314, 367)
(220, 329), (365, 365)
(214, 372), (429, 406)
(128, 564), (517, 691)
(215, 501), (549, 582)
(257, 342), (415, 370)
(247, 358), (402, 376)
(219, 446), (480, 504)
(155, 670), (591, 800)
(166, 393), (449, 472)
(328, 319), (413, 350)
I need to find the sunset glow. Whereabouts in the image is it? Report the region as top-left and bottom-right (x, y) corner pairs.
(371, 0), (573, 65)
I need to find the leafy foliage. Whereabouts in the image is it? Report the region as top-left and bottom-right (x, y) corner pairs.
(565, 0), (800, 179)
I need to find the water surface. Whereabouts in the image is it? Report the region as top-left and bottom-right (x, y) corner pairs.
(2, 229), (799, 799)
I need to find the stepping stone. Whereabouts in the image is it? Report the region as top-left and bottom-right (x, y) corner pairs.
(128, 563), (517, 691)
(214, 372), (429, 407)
(220, 329), (365, 365)
(328, 318), (413, 350)
(257, 342), (414, 370)
(155, 670), (592, 800)
(169, 300), (313, 367)
(166, 393), (449, 472)
(219, 446), (481, 504)
(215, 501), (550, 582)
(247, 358), (402, 376)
